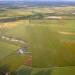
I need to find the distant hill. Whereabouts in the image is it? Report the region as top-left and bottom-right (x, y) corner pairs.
(0, 1), (75, 8)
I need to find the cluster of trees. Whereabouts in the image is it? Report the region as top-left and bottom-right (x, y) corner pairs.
(0, 65), (9, 75)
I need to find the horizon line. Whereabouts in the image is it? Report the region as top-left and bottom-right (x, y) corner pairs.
(0, 0), (75, 2)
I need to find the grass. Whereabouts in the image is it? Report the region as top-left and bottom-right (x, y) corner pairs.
(0, 6), (75, 74)
(51, 66), (75, 75)
(0, 39), (19, 60)
(0, 21), (30, 72)
(0, 52), (29, 72)
(0, 17), (75, 74)
(1, 19), (75, 68)
(27, 20), (75, 67)
(16, 66), (75, 75)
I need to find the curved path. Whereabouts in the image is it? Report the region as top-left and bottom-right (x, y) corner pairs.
(0, 35), (26, 45)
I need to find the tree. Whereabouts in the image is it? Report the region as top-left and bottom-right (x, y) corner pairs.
(0, 65), (9, 75)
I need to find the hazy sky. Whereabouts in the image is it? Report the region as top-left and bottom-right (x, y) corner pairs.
(0, 0), (75, 1)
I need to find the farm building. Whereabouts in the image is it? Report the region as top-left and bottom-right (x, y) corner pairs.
(17, 47), (28, 54)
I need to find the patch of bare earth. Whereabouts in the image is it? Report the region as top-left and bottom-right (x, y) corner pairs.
(64, 41), (75, 53)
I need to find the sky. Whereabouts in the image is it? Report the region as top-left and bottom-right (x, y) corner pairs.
(0, 0), (75, 1)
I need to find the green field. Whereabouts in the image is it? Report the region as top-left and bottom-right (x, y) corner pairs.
(0, 6), (75, 75)
(0, 19), (75, 74)
(4, 19), (75, 67)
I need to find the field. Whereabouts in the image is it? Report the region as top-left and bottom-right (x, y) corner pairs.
(0, 5), (75, 75)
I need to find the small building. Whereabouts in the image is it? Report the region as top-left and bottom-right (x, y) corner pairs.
(17, 47), (28, 54)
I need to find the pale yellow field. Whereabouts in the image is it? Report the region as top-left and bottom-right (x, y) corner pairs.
(0, 20), (29, 29)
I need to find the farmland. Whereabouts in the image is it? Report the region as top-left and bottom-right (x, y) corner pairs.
(0, 2), (75, 75)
